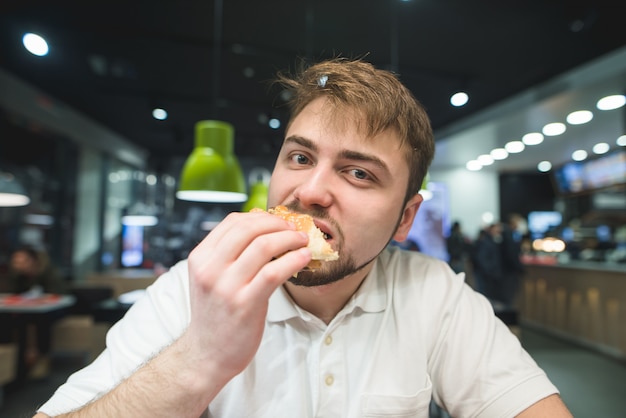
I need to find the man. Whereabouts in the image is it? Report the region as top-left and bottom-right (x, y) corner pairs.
(500, 213), (527, 308)
(35, 58), (571, 417)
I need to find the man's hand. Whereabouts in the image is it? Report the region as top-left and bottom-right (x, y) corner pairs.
(182, 210), (312, 385)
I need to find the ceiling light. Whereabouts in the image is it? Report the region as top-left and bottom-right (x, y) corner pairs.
(505, 140), (525, 153)
(242, 168), (271, 212)
(477, 154), (494, 165)
(22, 32), (49, 56)
(450, 92), (469, 107)
(268, 118), (281, 129)
(152, 108), (168, 120)
(566, 110), (593, 125)
(571, 150), (588, 161)
(596, 94), (626, 111)
(542, 122), (566, 136)
(177, 120), (247, 203)
(522, 132), (544, 146)
(0, 171), (30, 207)
(617, 135), (626, 147)
(466, 160), (482, 171)
(490, 148), (509, 160)
(592, 142), (610, 154)
(537, 161), (552, 172)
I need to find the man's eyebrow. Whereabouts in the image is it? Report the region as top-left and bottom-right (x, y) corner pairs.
(340, 150), (390, 173)
(284, 135), (317, 152)
(284, 134), (390, 173)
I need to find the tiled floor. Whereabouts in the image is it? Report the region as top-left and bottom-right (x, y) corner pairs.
(2, 326), (625, 417)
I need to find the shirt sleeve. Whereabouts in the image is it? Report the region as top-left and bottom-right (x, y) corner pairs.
(425, 266), (559, 418)
(37, 260), (191, 416)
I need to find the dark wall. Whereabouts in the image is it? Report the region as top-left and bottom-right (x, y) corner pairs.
(499, 172), (557, 221)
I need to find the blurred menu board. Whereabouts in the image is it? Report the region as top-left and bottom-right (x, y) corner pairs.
(553, 150), (626, 195)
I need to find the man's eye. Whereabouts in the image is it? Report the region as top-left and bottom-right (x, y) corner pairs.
(350, 169), (370, 180)
(290, 154), (309, 165)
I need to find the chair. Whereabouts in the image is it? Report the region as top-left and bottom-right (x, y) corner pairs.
(51, 286), (114, 363)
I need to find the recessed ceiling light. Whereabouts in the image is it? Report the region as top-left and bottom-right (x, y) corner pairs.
(596, 94), (626, 111)
(477, 154), (494, 165)
(268, 118), (281, 129)
(542, 122), (566, 136)
(466, 160), (482, 171)
(505, 141), (525, 153)
(537, 161), (552, 172)
(572, 149), (588, 161)
(617, 135), (626, 147)
(450, 92), (469, 107)
(592, 142), (610, 154)
(22, 32), (49, 56)
(566, 110), (593, 125)
(522, 132), (544, 146)
(490, 148), (509, 160)
(152, 108), (168, 120)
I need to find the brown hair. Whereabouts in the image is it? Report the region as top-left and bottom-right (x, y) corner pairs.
(275, 57), (435, 201)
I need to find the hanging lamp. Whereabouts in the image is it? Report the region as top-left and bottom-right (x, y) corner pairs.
(242, 167), (271, 212)
(0, 170), (30, 207)
(176, 120), (247, 203)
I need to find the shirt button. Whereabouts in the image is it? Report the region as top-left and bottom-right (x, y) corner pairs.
(324, 335), (333, 345)
(325, 374), (334, 386)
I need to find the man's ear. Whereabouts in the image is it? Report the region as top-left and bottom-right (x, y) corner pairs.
(393, 193), (423, 242)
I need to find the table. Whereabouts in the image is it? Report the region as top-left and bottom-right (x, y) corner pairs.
(0, 293), (76, 385)
(0, 293), (76, 314)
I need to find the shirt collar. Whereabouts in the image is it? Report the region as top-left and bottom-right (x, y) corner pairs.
(267, 251), (389, 323)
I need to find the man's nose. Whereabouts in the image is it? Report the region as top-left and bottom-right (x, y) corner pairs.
(293, 166), (334, 208)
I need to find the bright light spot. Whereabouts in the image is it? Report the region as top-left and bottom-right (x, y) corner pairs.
(542, 122), (566, 136)
(533, 237), (566, 253)
(477, 154), (494, 165)
(146, 174), (157, 185)
(481, 212), (495, 224)
(22, 33), (49, 56)
(505, 140), (525, 153)
(522, 132), (544, 146)
(490, 148), (509, 160)
(268, 118), (281, 129)
(566, 110), (593, 125)
(450, 92), (469, 107)
(466, 160), (482, 171)
(537, 161), (552, 172)
(596, 95), (626, 111)
(617, 135), (626, 147)
(572, 149), (588, 161)
(152, 108), (168, 120)
(592, 142), (610, 155)
(419, 189), (433, 201)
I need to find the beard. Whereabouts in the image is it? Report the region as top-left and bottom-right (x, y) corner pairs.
(282, 201), (403, 287)
(288, 243), (390, 287)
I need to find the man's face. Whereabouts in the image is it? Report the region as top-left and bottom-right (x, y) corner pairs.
(268, 97), (422, 286)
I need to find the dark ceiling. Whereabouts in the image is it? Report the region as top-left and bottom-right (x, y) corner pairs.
(1, 0), (625, 169)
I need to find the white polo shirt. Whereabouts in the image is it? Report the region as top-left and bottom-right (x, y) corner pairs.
(39, 247), (558, 418)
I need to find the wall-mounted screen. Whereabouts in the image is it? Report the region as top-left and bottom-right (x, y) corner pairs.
(552, 149), (626, 195)
(528, 211), (562, 239)
(121, 224), (144, 267)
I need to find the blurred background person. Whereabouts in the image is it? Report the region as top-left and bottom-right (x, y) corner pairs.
(446, 220), (470, 274)
(473, 223), (504, 302)
(6, 245), (67, 379)
(500, 213), (527, 309)
(8, 245), (66, 295)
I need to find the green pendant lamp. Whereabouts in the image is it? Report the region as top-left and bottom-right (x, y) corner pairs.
(176, 120), (247, 203)
(242, 168), (271, 212)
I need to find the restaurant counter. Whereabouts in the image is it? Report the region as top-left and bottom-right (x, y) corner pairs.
(520, 258), (626, 360)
